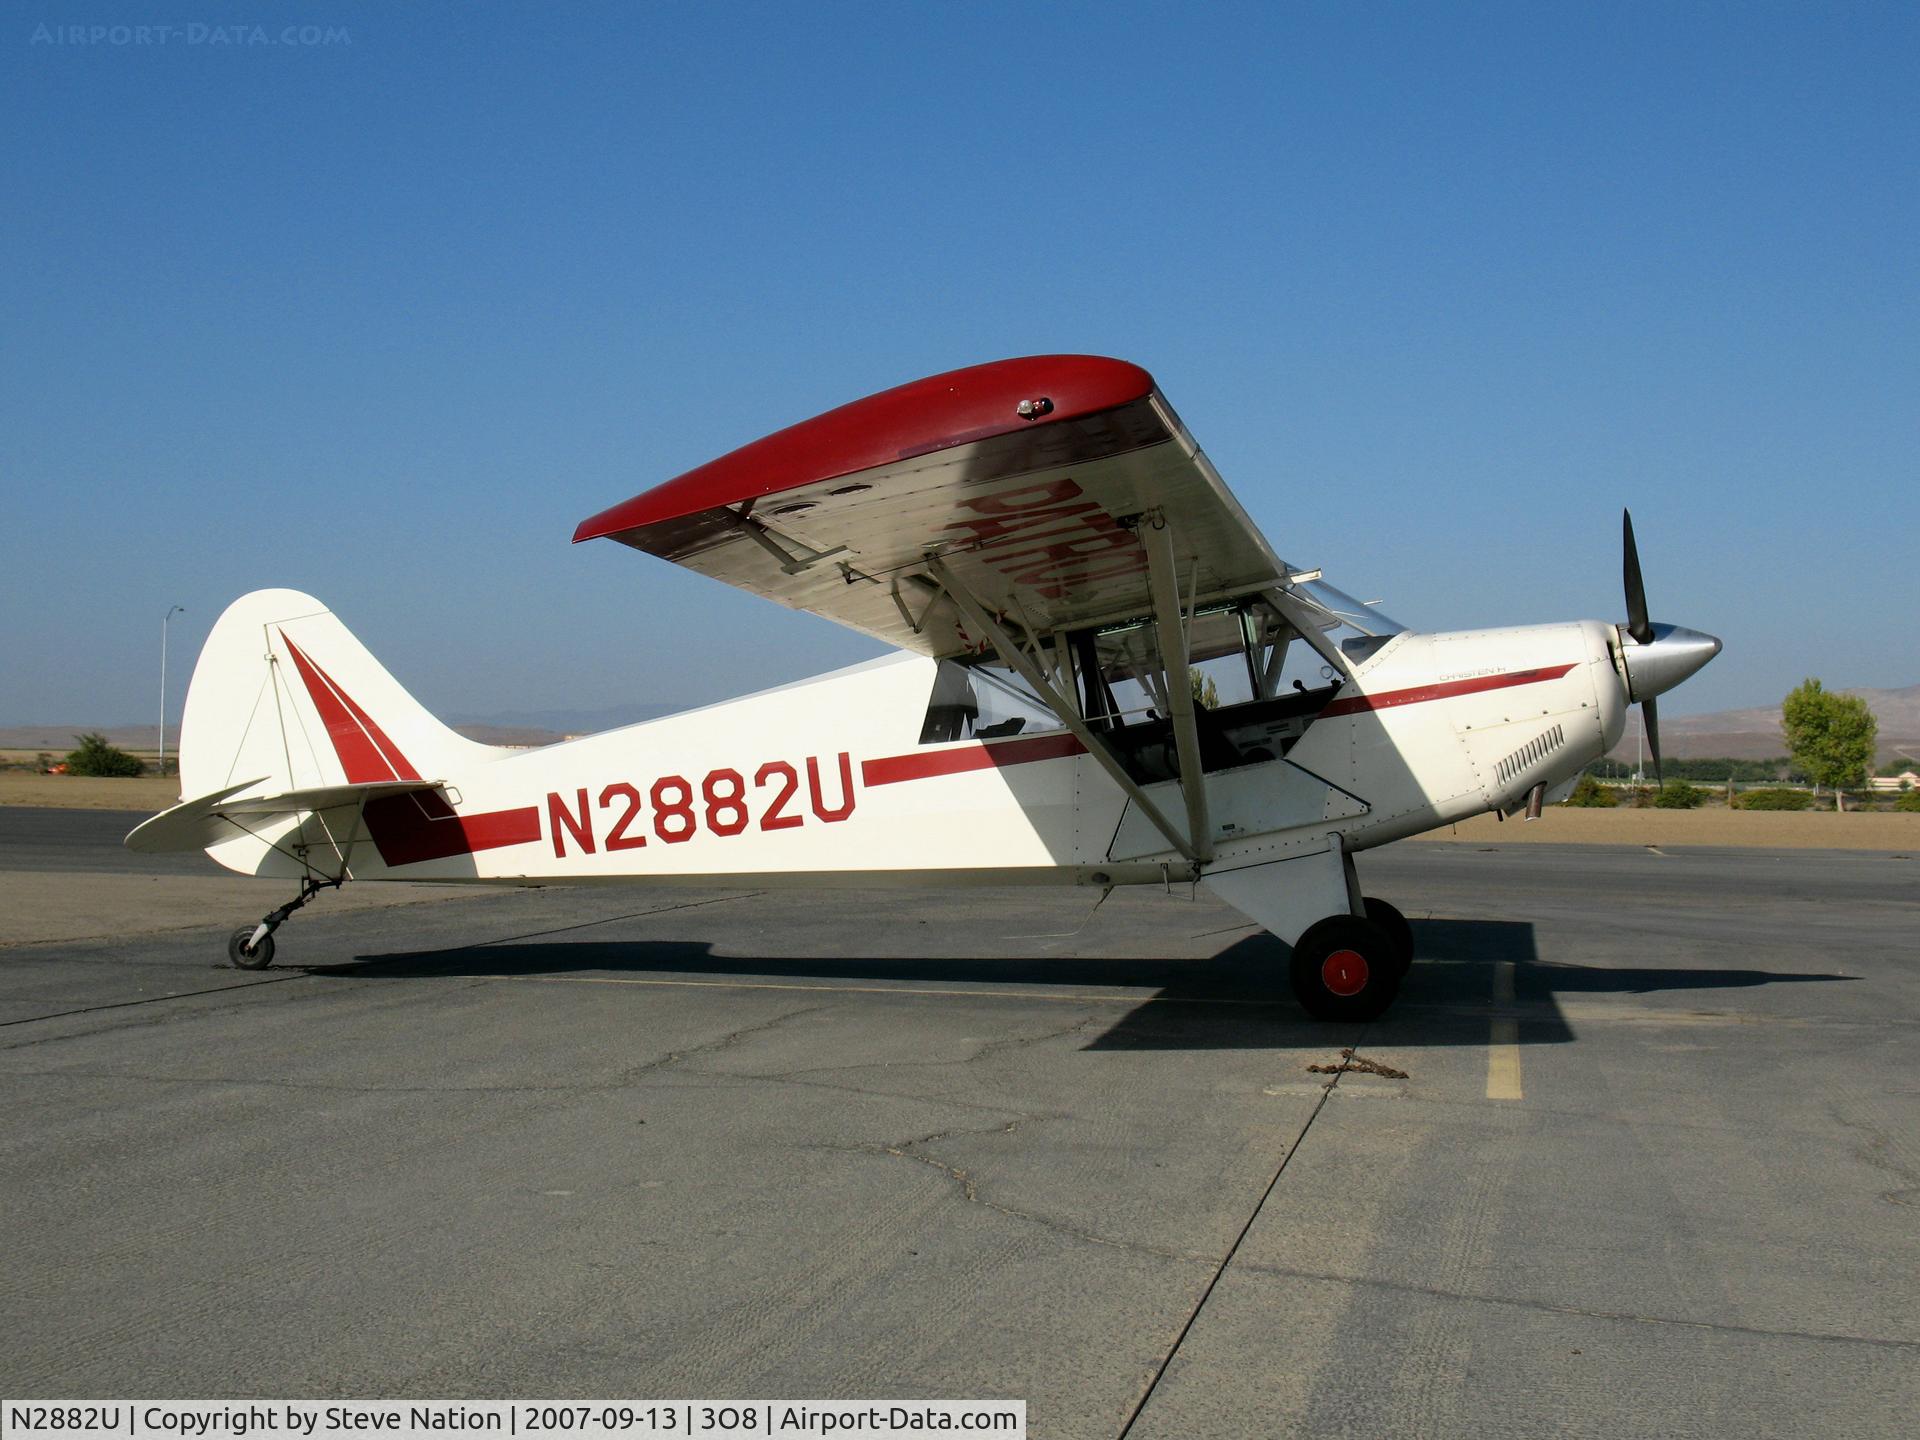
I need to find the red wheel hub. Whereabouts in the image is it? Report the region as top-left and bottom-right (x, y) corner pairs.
(1321, 948), (1369, 997)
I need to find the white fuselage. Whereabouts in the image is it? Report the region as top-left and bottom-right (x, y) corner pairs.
(217, 619), (1626, 892)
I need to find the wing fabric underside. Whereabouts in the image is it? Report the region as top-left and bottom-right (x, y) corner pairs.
(575, 356), (1287, 659)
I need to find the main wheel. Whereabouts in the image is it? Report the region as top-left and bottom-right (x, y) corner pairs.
(1290, 915), (1402, 1022)
(228, 926), (275, 970)
(1363, 896), (1415, 974)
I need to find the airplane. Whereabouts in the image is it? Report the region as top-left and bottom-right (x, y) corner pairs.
(126, 355), (1721, 1021)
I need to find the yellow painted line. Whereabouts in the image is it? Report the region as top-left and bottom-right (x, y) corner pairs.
(1487, 960), (1523, 1100)
(445, 973), (1294, 1008)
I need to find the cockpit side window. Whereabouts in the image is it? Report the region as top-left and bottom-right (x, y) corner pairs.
(918, 658), (1066, 745)
(1061, 598), (1346, 781)
(918, 660), (979, 743)
(913, 585), (1373, 771)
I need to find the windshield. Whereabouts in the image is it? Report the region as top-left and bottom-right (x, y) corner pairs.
(1293, 579), (1404, 638)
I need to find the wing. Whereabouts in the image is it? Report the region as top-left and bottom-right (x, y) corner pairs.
(573, 356), (1287, 659)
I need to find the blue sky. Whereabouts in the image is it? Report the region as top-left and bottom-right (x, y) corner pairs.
(3, 1), (1914, 726)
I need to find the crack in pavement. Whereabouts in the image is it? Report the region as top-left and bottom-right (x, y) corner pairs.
(608, 1000), (827, 1086)
(1824, 1100), (1920, 1208)
(1115, 1027), (1364, 1438)
(691, 1010), (1103, 1087)
(765, 1011), (1203, 1265)
(1229, 1259), (1920, 1353)
(655, 1064), (1046, 1123)
(2, 995), (826, 1096)
(814, 1117), (1212, 1265)
(0, 1066), (688, 1097)
(0, 973), (307, 1030)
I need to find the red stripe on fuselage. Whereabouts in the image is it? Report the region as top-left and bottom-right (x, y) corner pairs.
(862, 731), (1086, 787)
(1317, 664), (1577, 717)
(860, 664), (1578, 787)
(364, 790), (541, 867)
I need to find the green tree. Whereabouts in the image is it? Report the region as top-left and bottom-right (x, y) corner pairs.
(1189, 669), (1219, 710)
(1734, 787), (1812, 811)
(1781, 680), (1878, 812)
(65, 732), (145, 778)
(1653, 779), (1707, 809)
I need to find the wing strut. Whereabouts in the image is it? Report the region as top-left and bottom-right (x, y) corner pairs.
(1140, 511), (1215, 864)
(925, 557), (1202, 872)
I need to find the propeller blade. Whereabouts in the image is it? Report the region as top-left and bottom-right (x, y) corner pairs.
(1622, 509), (1653, 646)
(1643, 696), (1662, 787)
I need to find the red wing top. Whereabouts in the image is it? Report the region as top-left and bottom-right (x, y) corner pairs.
(575, 355), (1285, 659)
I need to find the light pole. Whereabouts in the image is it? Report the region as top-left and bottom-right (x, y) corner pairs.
(160, 604), (184, 778)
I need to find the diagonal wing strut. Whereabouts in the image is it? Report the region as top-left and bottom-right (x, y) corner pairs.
(1139, 509), (1214, 864)
(927, 555), (1202, 872)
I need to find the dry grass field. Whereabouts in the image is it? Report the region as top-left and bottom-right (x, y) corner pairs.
(1409, 805), (1917, 850)
(2, 771), (1913, 850)
(0, 772), (182, 810)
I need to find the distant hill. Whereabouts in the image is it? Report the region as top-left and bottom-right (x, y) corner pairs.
(0, 721), (569, 751)
(446, 702), (679, 738)
(1610, 683), (1920, 764)
(0, 702), (684, 755)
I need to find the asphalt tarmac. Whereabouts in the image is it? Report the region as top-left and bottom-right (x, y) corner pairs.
(1, 808), (1915, 1437)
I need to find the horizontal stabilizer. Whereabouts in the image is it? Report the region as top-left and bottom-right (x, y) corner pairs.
(125, 779), (444, 855)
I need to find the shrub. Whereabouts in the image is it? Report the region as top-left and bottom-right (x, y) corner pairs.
(64, 732), (144, 778)
(1653, 780), (1707, 809)
(1563, 775), (1619, 808)
(1896, 790), (1920, 813)
(1734, 787), (1814, 812)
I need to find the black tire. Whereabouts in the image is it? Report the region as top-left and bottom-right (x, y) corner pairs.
(1290, 915), (1402, 1022)
(1363, 896), (1415, 974)
(228, 926), (275, 970)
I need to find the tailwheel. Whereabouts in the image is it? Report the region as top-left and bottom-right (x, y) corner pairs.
(228, 926), (276, 970)
(1290, 915), (1402, 1022)
(225, 875), (341, 969)
(1363, 896), (1415, 975)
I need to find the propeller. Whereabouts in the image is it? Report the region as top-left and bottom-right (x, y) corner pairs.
(1640, 695), (1662, 786)
(1622, 510), (1653, 647)
(1615, 510), (1721, 783)
(1622, 509), (1661, 784)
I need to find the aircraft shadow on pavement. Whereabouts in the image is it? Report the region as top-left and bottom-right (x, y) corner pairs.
(312, 916), (1849, 1053)
(315, 941), (1280, 995)
(1089, 919), (1850, 1050)
(1085, 923), (1540, 1051)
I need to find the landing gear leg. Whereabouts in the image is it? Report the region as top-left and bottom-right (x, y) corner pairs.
(227, 875), (341, 969)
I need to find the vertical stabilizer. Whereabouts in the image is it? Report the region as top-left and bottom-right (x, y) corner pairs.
(178, 589), (500, 805)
